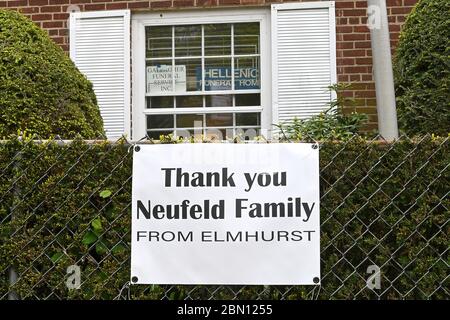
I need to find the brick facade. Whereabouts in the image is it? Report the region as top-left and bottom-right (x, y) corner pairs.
(2, 0), (419, 130)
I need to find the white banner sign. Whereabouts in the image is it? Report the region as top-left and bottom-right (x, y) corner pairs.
(131, 144), (320, 285)
(146, 65), (186, 94)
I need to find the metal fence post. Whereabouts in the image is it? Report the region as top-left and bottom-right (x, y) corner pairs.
(367, 0), (399, 140)
(8, 141), (21, 300)
(8, 269), (19, 300)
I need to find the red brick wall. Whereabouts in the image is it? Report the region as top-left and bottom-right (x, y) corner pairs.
(2, 0), (419, 130)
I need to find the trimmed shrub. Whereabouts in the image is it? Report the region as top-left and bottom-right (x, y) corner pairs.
(0, 10), (104, 139)
(0, 136), (448, 299)
(394, 0), (450, 135)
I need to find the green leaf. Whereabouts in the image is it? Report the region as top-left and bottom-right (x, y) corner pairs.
(95, 241), (108, 255)
(51, 252), (64, 263)
(91, 218), (103, 233)
(111, 243), (126, 255)
(99, 189), (112, 198)
(82, 231), (98, 246)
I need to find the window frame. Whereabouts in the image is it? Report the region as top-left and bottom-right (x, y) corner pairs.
(132, 8), (272, 140)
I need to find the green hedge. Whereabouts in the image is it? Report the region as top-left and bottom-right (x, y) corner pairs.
(0, 137), (448, 299)
(394, 0), (450, 135)
(0, 10), (104, 139)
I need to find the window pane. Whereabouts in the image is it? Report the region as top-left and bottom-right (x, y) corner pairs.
(234, 23), (259, 55)
(147, 96), (173, 109)
(175, 25), (201, 57)
(206, 113), (233, 127)
(234, 56), (260, 90)
(147, 114), (174, 129)
(174, 59), (202, 92)
(205, 95), (233, 107)
(204, 58), (232, 91)
(176, 96), (203, 108)
(176, 114), (204, 128)
(236, 112), (261, 126)
(146, 26), (172, 58)
(235, 94), (260, 106)
(205, 24), (231, 56)
(204, 128), (231, 140)
(147, 130), (174, 140)
(177, 128), (196, 136)
(236, 127), (260, 140)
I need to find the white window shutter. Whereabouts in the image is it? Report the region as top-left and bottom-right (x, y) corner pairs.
(271, 2), (337, 125)
(70, 10), (130, 139)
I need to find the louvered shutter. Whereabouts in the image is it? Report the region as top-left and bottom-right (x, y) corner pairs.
(70, 10), (130, 139)
(271, 2), (336, 125)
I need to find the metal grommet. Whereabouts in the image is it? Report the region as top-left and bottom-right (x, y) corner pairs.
(312, 144), (318, 149)
(313, 277), (320, 284)
(131, 276), (138, 283)
(134, 146), (140, 152)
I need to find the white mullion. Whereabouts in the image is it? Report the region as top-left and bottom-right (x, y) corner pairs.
(174, 113), (177, 136)
(172, 26), (177, 111)
(201, 25), (205, 109)
(232, 28), (237, 137)
(146, 54), (260, 61)
(143, 106), (262, 115)
(233, 54), (260, 58)
(201, 25), (205, 93)
(172, 26), (175, 94)
(146, 89), (260, 97)
(231, 23), (235, 92)
(163, 125), (255, 132)
(233, 109), (236, 137)
(203, 113), (206, 134)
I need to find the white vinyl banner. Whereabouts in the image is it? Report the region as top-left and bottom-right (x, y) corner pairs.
(131, 143), (320, 285)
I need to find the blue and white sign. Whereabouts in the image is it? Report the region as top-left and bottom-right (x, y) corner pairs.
(196, 67), (260, 91)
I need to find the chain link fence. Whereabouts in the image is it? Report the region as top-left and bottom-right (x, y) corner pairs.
(0, 134), (448, 300)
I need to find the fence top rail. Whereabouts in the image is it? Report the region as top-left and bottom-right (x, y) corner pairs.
(0, 134), (446, 146)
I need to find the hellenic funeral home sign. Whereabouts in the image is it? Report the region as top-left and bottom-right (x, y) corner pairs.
(196, 67), (260, 91)
(131, 144), (320, 285)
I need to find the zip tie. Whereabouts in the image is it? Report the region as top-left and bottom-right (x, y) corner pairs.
(128, 135), (149, 153)
(117, 281), (131, 300)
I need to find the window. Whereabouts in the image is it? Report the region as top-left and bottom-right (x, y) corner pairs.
(132, 9), (270, 140)
(144, 22), (261, 140)
(129, 4), (336, 140)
